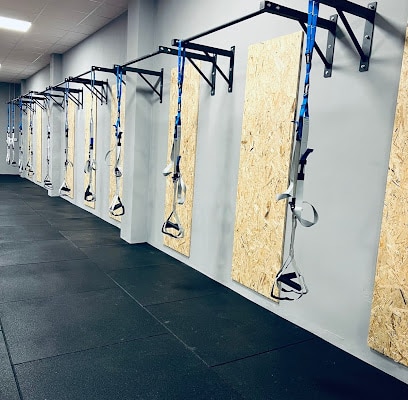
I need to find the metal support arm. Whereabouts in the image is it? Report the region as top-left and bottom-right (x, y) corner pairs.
(170, 40), (235, 95)
(67, 75), (108, 105)
(47, 84), (83, 109)
(121, 66), (164, 103)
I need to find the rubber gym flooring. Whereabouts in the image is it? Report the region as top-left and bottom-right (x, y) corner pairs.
(0, 175), (407, 399)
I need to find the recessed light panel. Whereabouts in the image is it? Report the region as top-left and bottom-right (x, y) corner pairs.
(0, 16), (31, 33)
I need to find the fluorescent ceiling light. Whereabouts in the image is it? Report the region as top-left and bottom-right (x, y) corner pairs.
(0, 16), (31, 33)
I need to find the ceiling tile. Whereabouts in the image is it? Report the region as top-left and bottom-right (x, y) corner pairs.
(93, 3), (126, 19)
(77, 14), (111, 28)
(0, 0), (129, 82)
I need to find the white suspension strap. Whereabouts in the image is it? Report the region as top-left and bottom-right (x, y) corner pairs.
(84, 70), (97, 202)
(10, 101), (17, 166)
(273, 0), (319, 301)
(108, 66), (125, 216)
(26, 93), (35, 178)
(18, 98), (24, 173)
(43, 97), (53, 189)
(59, 81), (72, 196)
(5, 102), (11, 165)
(162, 40), (187, 239)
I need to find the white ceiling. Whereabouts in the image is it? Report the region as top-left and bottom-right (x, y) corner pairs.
(0, 0), (129, 83)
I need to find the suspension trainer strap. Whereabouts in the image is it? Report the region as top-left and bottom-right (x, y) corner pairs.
(59, 81), (71, 196)
(273, 0), (319, 301)
(6, 103), (11, 165)
(85, 70), (96, 202)
(162, 40), (187, 239)
(43, 97), (53, 189)
(10, 102), (17, 165)
(26, 93), (34, 177)
(109, 66), (125, 216)
(18, 98), (24, 172)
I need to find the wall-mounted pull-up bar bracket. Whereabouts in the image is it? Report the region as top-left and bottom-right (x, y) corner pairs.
(28, 92), (47, 111)
(158, 45), (217, 94)
(12, 98), (33, 114)
(67, 74), (108, 105)
(9, 97), (26, 114)
(319, 1), (377, 72)
(120, 65), (164, 103)
(171, 39), (235, 95)
(48, 84), (83, 109)
(43, 91), (65, 109)
(92, 64), (164, 103)
(260, 1), (338, 77)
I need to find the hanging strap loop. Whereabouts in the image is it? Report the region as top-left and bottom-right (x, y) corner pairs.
(109, 66), (125, 217)
(60, 82), (72, 196)
(84, 70), (97, 202)
(6, 103), (11, 165)
(10, 101), (17, 165)
(43, 97), (53, 189)
(163, 40), (187, 238)
(18, 98), (24, 172)
(26, 93), (35, 177)
(273, 1), (320, 300)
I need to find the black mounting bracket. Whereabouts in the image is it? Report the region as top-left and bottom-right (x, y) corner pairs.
(171, 40), (235, 95)
(319, 1), (377, 72)
(47, 81), (83, 109)
(10, 97), (28, 114)
(28, 91), (47, 111)
(15, 99), (34, 113)
(67, 72), (108, 105)
(122, 66), (164, 103)
(93, 64), (164, 103)
(43, 91), (65, 109)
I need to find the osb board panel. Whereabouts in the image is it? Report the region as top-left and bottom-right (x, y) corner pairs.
(35, 108), (42, 183)
(231, 31), (304, 301)
(109, 84), (126, 222)
(84, 92), (98, 209)
(65, 99), (76, 199)
(368, 28), (408, 367)
(163, 63), (200, 257)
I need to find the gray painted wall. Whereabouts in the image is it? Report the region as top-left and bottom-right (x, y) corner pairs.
(13, 0), (408, 384)
(144, 0), (408, 384)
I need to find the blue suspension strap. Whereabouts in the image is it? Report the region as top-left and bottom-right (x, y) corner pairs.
(59, 81), (72, 196)
(162, 40), (187, 239)
(109, 65), (125, 216)
(18, 98), (24, 172)
(43, 97), (53, 189)
(273, 0), (320, 301)
(26, 93), (35, 177)
(84, 70), (97, 202)
(5, 102), (11, 165)
(10, 101), (17, 165)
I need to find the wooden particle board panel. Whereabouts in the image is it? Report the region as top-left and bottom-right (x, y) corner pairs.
(231, 31), (304, 301)
(35, 108), (42, 183)
(368, 28), (408, 367)
(109, 84), (126, 222)
(163, 63), (200, 257)
(84, 92), (98, 209)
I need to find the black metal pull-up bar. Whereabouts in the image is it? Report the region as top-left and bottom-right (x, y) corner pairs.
(170, 40), (235, 95)
(319, 0), (377, 71)
(66, 71), (108, 105)
(93, 64), (164, 103)
(174, 0), (377, 76)
(46, 83), (83, 108)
